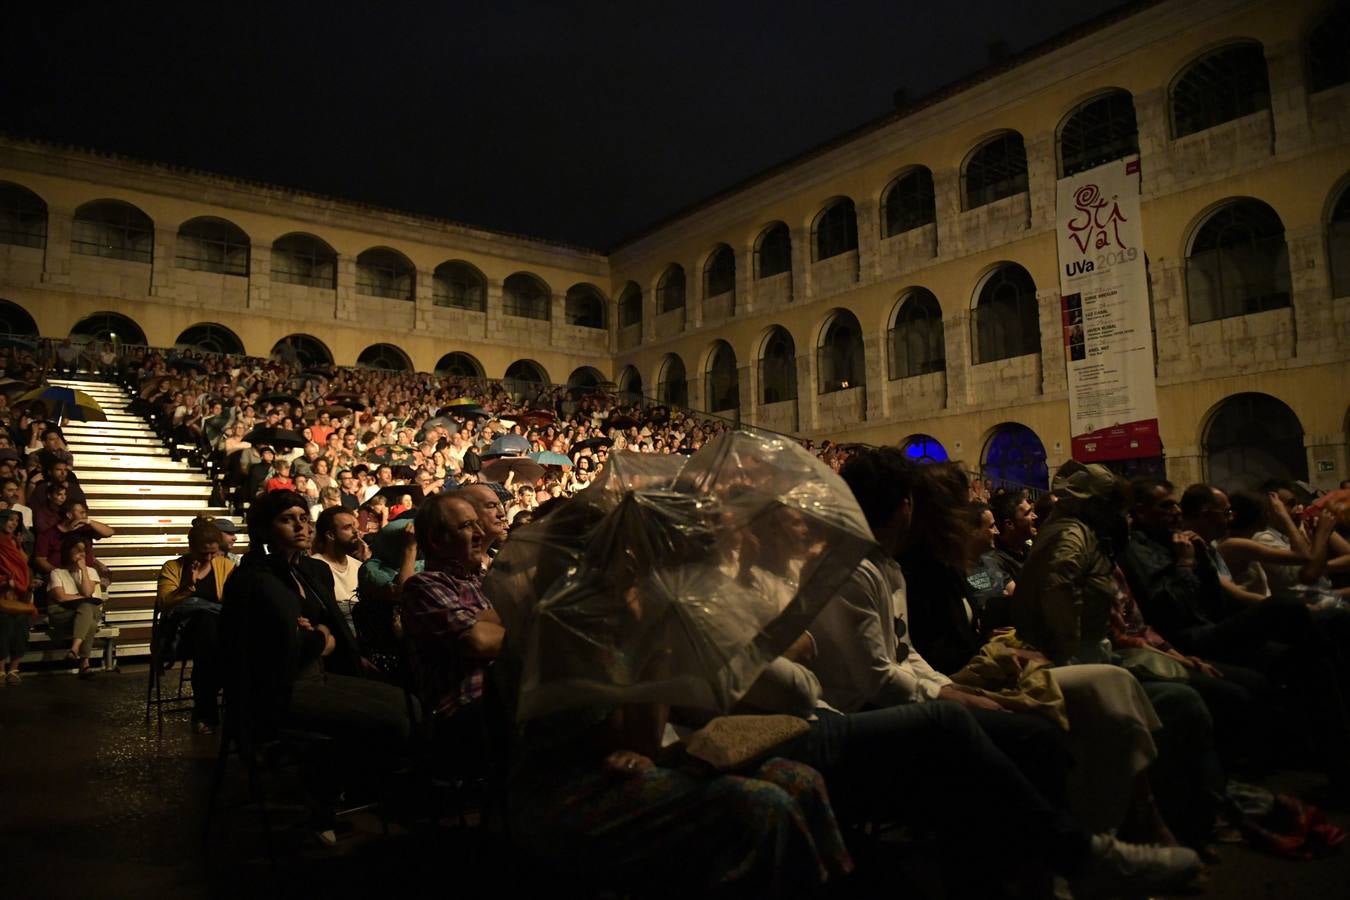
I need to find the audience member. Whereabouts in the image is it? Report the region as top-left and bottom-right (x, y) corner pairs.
(402, 494), (500, 768)
(0, 508), (34, 683)
(46, 535), (104, 678)
(156, 519), (234, 732)
(218, 490), (409, 831)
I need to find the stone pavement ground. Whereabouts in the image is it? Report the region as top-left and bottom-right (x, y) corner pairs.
(2, 666), (1348, 899)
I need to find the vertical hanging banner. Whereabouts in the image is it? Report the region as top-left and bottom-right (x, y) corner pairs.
(1056, 156), (1161, 462)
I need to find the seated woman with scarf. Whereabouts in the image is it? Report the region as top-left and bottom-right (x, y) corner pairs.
(156, 519), (235, 734)
(0, 508), (35, 683)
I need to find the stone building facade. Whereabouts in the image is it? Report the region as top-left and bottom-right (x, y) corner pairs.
(2, 0), (1348, 491)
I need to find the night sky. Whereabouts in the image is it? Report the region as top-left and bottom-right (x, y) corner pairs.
(5, 0), (1128, 249)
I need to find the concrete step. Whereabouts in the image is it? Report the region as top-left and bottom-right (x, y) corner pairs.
(92, 498), (225, 513)
(94, 511), (233, 527)
(82, 483), (215, 499)
(67, 444), (171, 457)
(108, 580), (156, 598)
(64, 426), (158, 439)
(76, 454), (191, 471)
(97, 535), (249, 556)
(77, 469), (211, 485)
(67, 436), (166, 449)
(63, 416), (149, 427)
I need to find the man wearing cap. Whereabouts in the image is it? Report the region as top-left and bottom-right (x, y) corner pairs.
(1014, 462), (1128, 666)
(212, 517), (242, 565)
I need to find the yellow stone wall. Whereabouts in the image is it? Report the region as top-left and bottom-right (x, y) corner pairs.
(3, 0), (1348, 488)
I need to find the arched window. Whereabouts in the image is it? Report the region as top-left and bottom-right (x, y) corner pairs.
(565, 284), (607, 329)
(504, 359), (550, 385)
(1307, 3), (1350, 93)
(272, 333), (333, 367)
(657, 354), (688, 407)
(1205, 393), (1307, 489)
(568, 366), (604, 388)
(813, 198), (858, 261)
(881, 168), (936, 238)
(973, 264), (1041, 363)
(888, 289), (946, 379)
(657, 265), (686, 313)
(818, 310), (866, 394)
(357, 343), (412, 371)
(0, 182), (47, 249)
(901, 434), (949, 464)
(1170, 43), (1270, 138)
(175, 217), (249, 276)
(70, 311), (147, 345)
(432, 261), (486, 311)
(356, 247), (414, 300)
(705, 341), (740, 412)
(1328, 182), (1350, 298)
(983, 423), (1049, 490)
(756, 222), (792, 279)
(704, 245), (736, 297)
(503, 273), (551, 320)
(175, 323), (244, 355)
(618, 282), (643, 328)
(619, 365), (644, 404)
(759, 326), (798, 405)
(1059, 90), (1139, 177)
(0, 299), (39, 337)
(72, 200), (153, 263)
(271, 233), (337, 289)
(963, 132), (1028, 210)
(1186, 199), (1290, 323)
(435, 351), (484, 378)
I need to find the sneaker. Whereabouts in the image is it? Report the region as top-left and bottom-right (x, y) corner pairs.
(1071, 834), (1201, 898)
(4, 671), (18, 685)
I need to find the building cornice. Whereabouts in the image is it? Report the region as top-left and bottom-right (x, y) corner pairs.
(0, 136), (609, 277)
(609, 0), (1256, 269)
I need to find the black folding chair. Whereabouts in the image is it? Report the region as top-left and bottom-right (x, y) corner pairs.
(143, 598), (194, 731)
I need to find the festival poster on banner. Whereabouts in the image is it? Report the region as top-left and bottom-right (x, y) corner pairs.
(1055, 156), (1161, 463)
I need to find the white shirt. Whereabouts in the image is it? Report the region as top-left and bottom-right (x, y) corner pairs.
(48, 564), (101, 603)
(320, 553), (361, 604)
(807, 552), (951, 713)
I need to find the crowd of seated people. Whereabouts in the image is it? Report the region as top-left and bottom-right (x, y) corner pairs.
(0, 348), (118, 679)
(8, 339), (1350, 895)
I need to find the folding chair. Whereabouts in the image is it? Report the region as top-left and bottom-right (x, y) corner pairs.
(143, 597), (194, 731)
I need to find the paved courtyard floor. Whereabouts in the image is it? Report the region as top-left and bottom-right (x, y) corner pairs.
(3, 665), (1348, 899)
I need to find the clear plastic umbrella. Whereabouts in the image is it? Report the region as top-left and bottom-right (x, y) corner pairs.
(484, 430), (878, 720)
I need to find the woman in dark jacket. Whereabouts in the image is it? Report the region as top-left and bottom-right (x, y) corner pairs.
(220, 490), (409, 776)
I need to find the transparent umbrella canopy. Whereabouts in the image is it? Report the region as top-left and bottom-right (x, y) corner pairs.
(485, 430), (878, 721)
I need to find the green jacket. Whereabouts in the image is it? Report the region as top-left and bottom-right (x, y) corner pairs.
(1012, 514), (1116, 665)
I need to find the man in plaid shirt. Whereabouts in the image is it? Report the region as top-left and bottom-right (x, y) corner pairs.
(402, 494), (504, 751)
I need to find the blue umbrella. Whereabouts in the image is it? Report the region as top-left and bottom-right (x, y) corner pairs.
(17, 385), (107, 422)
(529, 451), (573, 467)
(485, 433), (531, 458)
